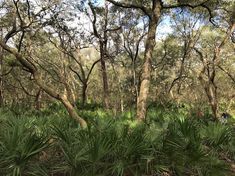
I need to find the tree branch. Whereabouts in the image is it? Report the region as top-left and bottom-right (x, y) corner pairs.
(69, 66), (84, 83)
(218, 65), (235, 84)
(88, 1), (101, 39)
(0, 41), (36, 73)
(0, 67), (13, 77)
(106, 0), (151, 17)
(86, 59), (100, 81)
(163, 0), (216, 26)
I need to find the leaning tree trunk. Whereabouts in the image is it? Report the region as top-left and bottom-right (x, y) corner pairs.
(34, 73), (87, 128)
(137, 3), (161, 121)
(60, 94), (87, 127)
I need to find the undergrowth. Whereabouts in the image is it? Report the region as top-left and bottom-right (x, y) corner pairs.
(0, 104), (234, 176)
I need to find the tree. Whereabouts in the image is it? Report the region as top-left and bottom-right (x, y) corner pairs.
(69, 53), (100, 107)
(0, 0), (87, 128)
(107, 0), (219, 121)
(193, 26), (234, 119)
(88, 1), (121, 109)
(47, 16), (101, 107)
(121, 10), (147, 105)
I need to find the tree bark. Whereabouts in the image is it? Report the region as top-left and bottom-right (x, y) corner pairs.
(0, 31), (3, 107)
(34, 73), (87, 128)
(100, 43), (110, 109)
(60, 94), (87, 128)
(137, 1), (161, 121)
(132, 61), (139, 104)
(199, 77), (218, 120)
(0, 47), (3, 107)
(82, 82), (87, 107)
(35, 89), (42, 110)
(196, 49), (218, 120)
(100, 3), (110, 109)
(89, 2), (110, 109)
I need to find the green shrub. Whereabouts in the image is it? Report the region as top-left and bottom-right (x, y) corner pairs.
(0, 116), (50, 176)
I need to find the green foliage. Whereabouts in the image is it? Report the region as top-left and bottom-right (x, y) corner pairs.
(0, 116), (50, 176)
(0, 107), (234, 176)
(52, 121), (152, 176)
(201, 122), (233, 148)
(162, 119), (230, 176)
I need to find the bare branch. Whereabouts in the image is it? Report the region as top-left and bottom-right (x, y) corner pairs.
(163, 0), (217, 26)
(106, 0), (151, 17)
(218, 65), (235, 84)
(0, 67), (13, 77)
(69, 66), (84, 83)
(86, 59), (100, 81)
(88, 1), (100, 38)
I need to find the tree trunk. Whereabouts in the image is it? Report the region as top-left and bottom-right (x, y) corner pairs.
(205, 84), (218, 120)
(82, 82), (87, 107)
(60, 94), (87, 128)
(132, 61), (138, 104)
(33, 73), (87, 128)
(35, 89), (42, 110)
(0, 45), (3, 107)
(89, 1), (110, 109)
(198, 71), (218, 120)
(100, 44), (110, 109)
(64, 83), (76, 107)
(137, 3), (161, 121)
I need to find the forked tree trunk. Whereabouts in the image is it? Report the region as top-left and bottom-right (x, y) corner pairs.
(137, 2), (161, 121)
